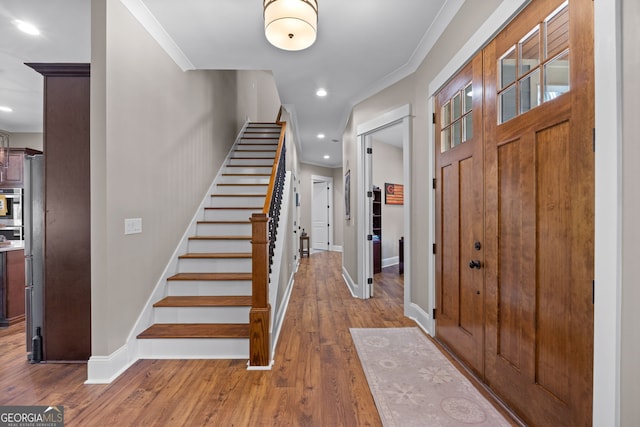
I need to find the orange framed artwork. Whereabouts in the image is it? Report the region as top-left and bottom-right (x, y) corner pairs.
(385, 183), (403, 205)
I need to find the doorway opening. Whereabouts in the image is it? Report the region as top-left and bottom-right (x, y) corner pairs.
(310, 175), (333, 253)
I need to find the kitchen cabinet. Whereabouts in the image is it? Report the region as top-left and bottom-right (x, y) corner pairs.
(0, 246), (25, 326)
(0, 149), (43, 188)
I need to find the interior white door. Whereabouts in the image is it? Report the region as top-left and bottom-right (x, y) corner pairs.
(312, 181), (329, 251)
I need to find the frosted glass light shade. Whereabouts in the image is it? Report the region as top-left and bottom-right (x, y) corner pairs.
(264, 0), (318, 51)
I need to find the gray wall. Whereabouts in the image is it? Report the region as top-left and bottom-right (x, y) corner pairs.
(0, 132), (43, 151)
(90, 0), (280, 356)
(342, 0), (503, 309)
(621, 0), (640, 423)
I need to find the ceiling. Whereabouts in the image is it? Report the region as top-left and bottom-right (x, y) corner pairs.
(0, 0), (460, 167)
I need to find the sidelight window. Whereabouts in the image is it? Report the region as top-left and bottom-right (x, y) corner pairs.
(498, 1), (569, 124)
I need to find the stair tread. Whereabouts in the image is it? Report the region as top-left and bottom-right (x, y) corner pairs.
(168, 272), (252, 281)
(179, 252), (251, 259)
(212, 194), (266, 197)
(217, 183), (268, 186)
(153, 295), (253, 307)
(137, 323), (250, 339)
(221, 173), (271, 176)
(197, 220), (251, 224)
(204, 206), (262, 210)
(226, 164), (273, 167)
(188, 235), (251, 240)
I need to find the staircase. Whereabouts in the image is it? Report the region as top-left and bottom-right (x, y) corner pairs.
(136, 122), (282, 358)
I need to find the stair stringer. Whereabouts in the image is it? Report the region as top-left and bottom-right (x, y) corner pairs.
(86, 120), (252, 384)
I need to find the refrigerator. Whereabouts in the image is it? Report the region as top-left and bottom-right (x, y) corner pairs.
(23, 154), (44, 362)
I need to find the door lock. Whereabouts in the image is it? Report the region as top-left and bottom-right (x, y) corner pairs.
(469, 260), (482, 269)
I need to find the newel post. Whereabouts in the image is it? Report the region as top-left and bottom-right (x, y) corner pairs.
(250, 213), (271, 366)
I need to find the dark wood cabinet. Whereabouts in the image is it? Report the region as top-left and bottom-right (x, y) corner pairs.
(0, 249), (25, 326)
(373, 187), (382, 273)
(27, 63), (91, 362)
(0, 149), (43, 188)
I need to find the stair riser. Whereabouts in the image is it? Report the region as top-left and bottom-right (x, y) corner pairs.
(211, 196), (265, 208)
(224, 166), (273, 175)
(231, 151), (276, 158)
(138, 338), (249, 359)
(196, 222), (251, 235)
(228, 158), (275, 166)
(188, 239), (251, 253)
(219, 176), (270, 185)
(178, 257), (251, 273)
(215, 185), (268, 195)
(203, 209), (260, 221)
(240, 135), (279, 140)
(167, 280), (252, 296)
(154, 306), (251, 324)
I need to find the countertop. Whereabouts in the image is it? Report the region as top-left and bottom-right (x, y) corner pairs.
(0, 241), (24, 252)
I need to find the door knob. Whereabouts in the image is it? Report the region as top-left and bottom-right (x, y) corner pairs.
(469, 260), (482, 269)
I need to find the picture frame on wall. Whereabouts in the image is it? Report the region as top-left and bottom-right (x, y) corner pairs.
(345, 169), (351, 220)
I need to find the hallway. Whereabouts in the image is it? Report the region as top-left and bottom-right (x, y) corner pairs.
(1, 252), (417, 426)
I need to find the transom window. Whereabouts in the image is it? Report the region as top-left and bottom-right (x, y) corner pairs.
(440, 82), (473, 152)
(498, 1), (569, 124)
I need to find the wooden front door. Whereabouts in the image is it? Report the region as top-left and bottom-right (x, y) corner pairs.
(434, 0), (594, 424)
(482, 0), (594, 425)
(434, 53), (484, 376)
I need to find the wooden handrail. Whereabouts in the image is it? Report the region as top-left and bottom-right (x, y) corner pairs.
(262, 122), (287, 214)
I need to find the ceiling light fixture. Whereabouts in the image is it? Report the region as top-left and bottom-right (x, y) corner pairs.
(0, 106), (13, 113)
(317, 133), (325, 139)
(316, 88), (327, 97)
(323, 155), (330, 159)
(14, 19), (40, 36)
(264, 0), (318, 51)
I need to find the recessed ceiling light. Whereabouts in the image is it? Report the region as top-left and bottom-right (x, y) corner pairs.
(317, 133), (325, 139)
(0, 106), (13, 113)
(14, 20), (40, 36)
(316, 88), (327, 97)
(323, 155), (330, 159)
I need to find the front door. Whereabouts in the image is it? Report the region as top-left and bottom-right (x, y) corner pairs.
(483, 0), (594, 424)
(434, 53), (484, 376)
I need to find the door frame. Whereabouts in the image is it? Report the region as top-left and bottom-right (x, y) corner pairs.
(356, 104), (411, 308)
(310, 174), (333, 252)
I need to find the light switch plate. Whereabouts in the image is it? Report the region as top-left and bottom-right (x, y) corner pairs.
(124, 218), (142, 235)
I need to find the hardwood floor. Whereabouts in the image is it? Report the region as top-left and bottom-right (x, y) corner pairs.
(0, 252), (415, 426)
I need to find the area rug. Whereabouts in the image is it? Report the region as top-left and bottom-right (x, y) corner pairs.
(350, 327), (510, 427)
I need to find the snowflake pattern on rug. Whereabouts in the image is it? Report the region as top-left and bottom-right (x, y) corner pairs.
(350, 327), (511, 427)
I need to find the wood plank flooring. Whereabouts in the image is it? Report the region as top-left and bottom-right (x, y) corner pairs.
(0, 251), (504, 426)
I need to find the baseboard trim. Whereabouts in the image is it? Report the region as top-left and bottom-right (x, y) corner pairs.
(85, 344), (137, 384)
(342, 266), (358, 298)
(382, 256), (399, 268)
(406, 302), (433, 336)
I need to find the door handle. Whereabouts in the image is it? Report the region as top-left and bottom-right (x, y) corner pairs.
(469, 260), (481, 269)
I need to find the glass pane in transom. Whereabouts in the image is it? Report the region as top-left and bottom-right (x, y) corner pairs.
(499, 85), (517, 124)
(441, 128), (451, 152)
(519, 27), (540, 76)
(442, 102), (451, 127)
(452, 121), (462, 148)
(463, 113), (473, 142)
(545, 2), (569, 59)
(544, 50), (570, 101)
(452, 93), (462, 121)
(463, 83), (473, 114)
(520, 69), (541, 113)
(499, 46), (517, 89)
